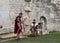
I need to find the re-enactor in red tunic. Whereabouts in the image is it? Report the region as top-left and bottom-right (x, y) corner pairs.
(14, 12), (23, 40)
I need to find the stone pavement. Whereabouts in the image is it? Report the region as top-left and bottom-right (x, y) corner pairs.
(0, 31), (31, 39)
(0, 32), (28, 43)
(0, 30), (49, 39)
(0, 33), (26, 38)
(0, 33), (16, 38)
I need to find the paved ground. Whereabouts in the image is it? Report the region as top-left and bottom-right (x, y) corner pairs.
(0, 30), (31, 43)
(0, 30), (31, 38)
(0, 33), (27, 43)
(0, 33), (16, 38)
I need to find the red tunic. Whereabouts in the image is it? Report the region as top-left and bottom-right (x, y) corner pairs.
(14, 16), (22, 34)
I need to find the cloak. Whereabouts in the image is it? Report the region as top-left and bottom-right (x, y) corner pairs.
(14, 16), (22, 34)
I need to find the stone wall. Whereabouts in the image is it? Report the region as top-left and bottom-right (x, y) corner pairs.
(0, 0), (60, 34)
(0, 0), (13, 34)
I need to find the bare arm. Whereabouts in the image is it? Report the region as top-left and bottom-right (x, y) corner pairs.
(17, 17), (21, 29)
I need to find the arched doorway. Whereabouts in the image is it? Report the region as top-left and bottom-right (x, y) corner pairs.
(40, 16), (47, 32)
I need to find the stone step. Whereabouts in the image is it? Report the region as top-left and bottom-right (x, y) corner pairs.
(0, 33), (16, 38)
(0, 32), (29, 39)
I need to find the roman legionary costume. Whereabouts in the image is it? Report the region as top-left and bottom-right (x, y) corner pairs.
(30, 19), (38, 36)
(14, 13), (22, 34)
(31, 22), (37, 31)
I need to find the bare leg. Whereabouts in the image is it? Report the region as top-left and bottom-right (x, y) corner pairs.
(16, 33), (20, 40)
(36, 31), (38, 36)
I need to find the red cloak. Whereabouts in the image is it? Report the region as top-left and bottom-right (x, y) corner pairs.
(14, 16), (22, 34)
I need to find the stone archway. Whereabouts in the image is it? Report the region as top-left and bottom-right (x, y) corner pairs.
(40, 16), (47, 34)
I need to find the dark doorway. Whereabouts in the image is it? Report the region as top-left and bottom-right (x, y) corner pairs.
(40, 16), (47, 30)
